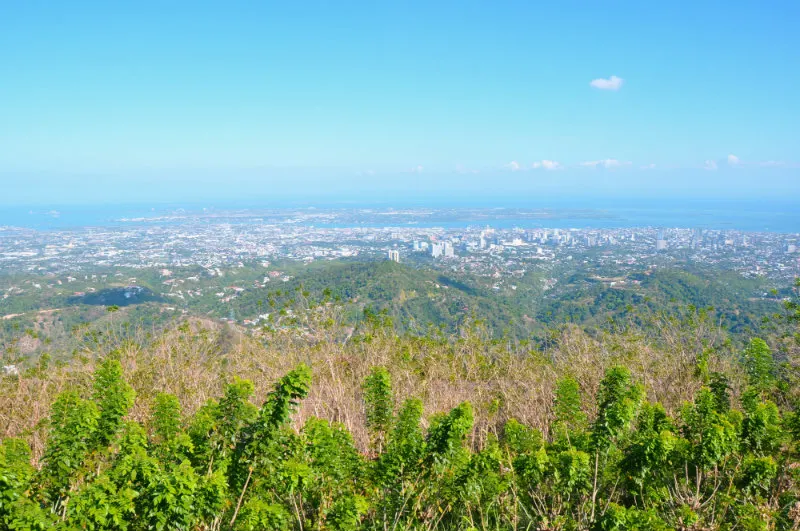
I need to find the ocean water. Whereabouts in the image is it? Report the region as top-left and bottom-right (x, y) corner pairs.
(1, 198), (800, 233)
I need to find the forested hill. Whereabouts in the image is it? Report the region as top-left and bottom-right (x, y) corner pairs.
(231, 261), (779, 338)
(230, 261), (531, 334)
(0, 259), (787, 356)
(536, 267), (779, 336)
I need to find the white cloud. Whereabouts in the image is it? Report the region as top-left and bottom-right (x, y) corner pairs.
(727, 154), (740, 166)
(411, 165), (423, 173)
(590, 75), (623, 91)
(580, 159), (630, 169)
(703, 160), (718, 171)
(531, 160), (561, 170)
(640, 163), (656, 169)
(505, 161), (521, 171)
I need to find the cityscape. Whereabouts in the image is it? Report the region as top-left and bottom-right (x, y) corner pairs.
(2, 207), (799, 325)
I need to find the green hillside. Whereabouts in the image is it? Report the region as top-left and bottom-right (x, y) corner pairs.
(230, 261), (534, 335)
(0, 260), (787, 358)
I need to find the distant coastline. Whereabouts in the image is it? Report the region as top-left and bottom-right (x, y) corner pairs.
(2, 198), (800, 233)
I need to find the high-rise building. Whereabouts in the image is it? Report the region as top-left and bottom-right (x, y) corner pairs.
(691, 228), (703, 249)
(444, 242), (455, 258)
(656, 230), (667, 251)
(431, 242), (444, 258)
(388, 250), (400, 262)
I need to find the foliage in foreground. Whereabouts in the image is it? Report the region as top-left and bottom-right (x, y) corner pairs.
(1, 338), (800, 530)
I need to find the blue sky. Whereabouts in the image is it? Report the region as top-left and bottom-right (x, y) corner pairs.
(1, 1), (799, 205)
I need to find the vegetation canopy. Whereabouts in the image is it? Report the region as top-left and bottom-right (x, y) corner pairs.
(0, 292), (799, 530)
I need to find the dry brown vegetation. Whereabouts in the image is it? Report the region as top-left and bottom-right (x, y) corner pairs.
(0, 305), (751, 464)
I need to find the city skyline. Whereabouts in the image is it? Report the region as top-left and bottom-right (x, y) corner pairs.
(2, 207), (798, 290)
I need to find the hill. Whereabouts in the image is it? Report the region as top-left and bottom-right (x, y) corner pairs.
(0, 259), (788, 358)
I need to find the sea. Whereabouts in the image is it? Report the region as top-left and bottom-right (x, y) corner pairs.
(1, 198), (800, 233)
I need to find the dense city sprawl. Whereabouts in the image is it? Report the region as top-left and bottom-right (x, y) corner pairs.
(2, 208), (799, 279)
(1, 208), (798, 357)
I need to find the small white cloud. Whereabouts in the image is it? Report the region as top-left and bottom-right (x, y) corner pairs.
(505, 161), (521, 171)
(760, 160), (785, 167)
(590, 75), (623, 91)
(531, 160), (561, 170)
(703, 160), (718, 171)
(581, 159), (630, 169)
(640, 163), (656, 169)
(411, 165), (423, 173)
(727, 154), (740, 166)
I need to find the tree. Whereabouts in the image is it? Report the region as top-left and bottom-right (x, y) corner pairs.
(362, 366), (393, 453)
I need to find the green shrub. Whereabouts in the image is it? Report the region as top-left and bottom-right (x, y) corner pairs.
(2, 343), (799, 531)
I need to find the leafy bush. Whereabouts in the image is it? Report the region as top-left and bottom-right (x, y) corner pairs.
(1, 338), (799, 531)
